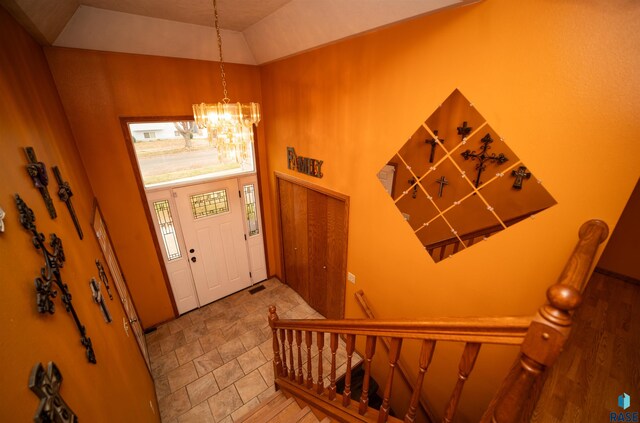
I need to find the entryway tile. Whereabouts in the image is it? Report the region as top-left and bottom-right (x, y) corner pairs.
(185, 372), (219, 406)
(159, 387), (191, 421)
(175, 340), (204, 366)
(207, 385), (243, 422)
(237, 346), (267, 374)
(193, 348), (224, 377)
(234, 369), (268, 403)
(167, 362), (199, 392)
(212, 359), (244, 388)
(176, 401), (214, 423)
(217, 338), (246, 363)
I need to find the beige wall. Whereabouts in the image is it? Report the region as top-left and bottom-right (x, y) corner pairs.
(259, 0), (640, 420)
(0, 7), (158, 421)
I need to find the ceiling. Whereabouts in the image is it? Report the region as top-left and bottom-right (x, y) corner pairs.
(2, 0), (478, 64)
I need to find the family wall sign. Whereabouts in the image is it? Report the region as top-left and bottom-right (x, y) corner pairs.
(286, 147), (324, 178)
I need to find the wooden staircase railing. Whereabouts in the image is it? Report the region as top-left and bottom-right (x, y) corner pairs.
(354, 290), (437, 423)
(268, 219), (608, 423)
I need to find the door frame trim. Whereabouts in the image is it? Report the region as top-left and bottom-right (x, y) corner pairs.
(274, 172), (350, 319)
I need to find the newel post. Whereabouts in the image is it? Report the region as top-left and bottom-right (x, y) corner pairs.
(490, 220), (608, 423)
(269, 306), (283, 381)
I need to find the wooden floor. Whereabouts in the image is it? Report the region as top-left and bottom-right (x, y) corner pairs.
(531, 272), (640, 422)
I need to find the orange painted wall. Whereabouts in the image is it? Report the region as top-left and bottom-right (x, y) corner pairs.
(0, 7), (158, 421)
(597, 178), (640, 280)
(44, 48), (270, 328)
(260, 0), (640, 420)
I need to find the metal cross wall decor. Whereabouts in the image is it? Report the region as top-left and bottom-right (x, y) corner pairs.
(460, 133), (509, 188)
(511, 166), (532, 190)
(52, 166), (83, 240)
(425, 130), (444, 163)
(408, 178), (418, 199)
(15, 194), (96, 364)
(90, 277), (112, 323)
(435, 176), (449, 198)
(457, 121), (472, 140)
(25, 147), (57, 219)
(96, 259), (113, 300)
(29, 361), (78, 423)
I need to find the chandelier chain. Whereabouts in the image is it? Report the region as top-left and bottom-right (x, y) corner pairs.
(213, 0), (229, 103)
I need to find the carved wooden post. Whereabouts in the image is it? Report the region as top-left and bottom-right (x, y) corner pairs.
(329, 333), (339, 400)
(287, 329), (296, 381)
(488, 220), (608, 423)
(296, 330), (304, 385)
(279, 328), (288, 378)
(443, 342), (481, 423)
(343, 334), (356, 407)
(404, 340), (436, 423)
(378, 337), (403, 423)
(268, 306), (283, 380)
(359, 336), (377, 415)
(317, 332), (325, 394)
(305, 331), (314, 389)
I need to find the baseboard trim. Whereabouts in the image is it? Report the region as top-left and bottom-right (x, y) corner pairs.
(594, 267), (640, 285)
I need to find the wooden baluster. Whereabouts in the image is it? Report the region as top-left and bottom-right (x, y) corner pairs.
(287, 329), (296, 381)
(404, 340), (436, 423)
(487, 219), (608, 423)
(317, 332), (325, 395)
(342, 334), (356, 407)
(279, 328), (288, 378)
(296, 330), (304, 385)
(358, 336), (377, 415)
(439, 247), (445, 261)
(442, 342), (481, 423)
(268, 306), (283, 378)
(452, 241), (460, 254)
(305, 331), (314, 389)
(329, 333), (339, 400)
(378, 337), (403, 423)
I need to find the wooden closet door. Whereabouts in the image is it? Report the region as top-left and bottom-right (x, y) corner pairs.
(325, 195), (346, 319)
(307, 189), (328, 315)
(279, 179), (309, 299)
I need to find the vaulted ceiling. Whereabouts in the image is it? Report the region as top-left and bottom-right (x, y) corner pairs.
(2, 0), (478, 64)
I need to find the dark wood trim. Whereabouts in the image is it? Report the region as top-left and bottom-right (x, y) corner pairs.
(90, 199), (153, 378)
(275, 171), (350, 202)
(594, 267), (640, 285)
(252, 124), (271, 279)
(119, 116), (182, 317)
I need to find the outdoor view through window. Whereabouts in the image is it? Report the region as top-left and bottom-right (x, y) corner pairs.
(128, 121), (255, 188)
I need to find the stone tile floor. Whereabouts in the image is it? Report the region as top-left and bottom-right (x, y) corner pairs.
(146, 278), (357, 423)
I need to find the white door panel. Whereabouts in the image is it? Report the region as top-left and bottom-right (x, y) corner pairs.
(240, 175), (268, 283)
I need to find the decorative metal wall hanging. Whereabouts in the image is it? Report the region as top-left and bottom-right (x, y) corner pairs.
(287, 147), (324, 178)
(29, 361), (78, 423)
(511, 166), (532, 190)
(15, 194), (96, 364)
(24, 147), (57, 219)
(0, 205), (5, 233)
(90, 277), (112, 323)
(95, 259), (113, 300)
(461, 133), (509, 188)
(426, 130), (444, 163)
(435, 176), (449, 197)
(408, 178), (418, 199)
(52, 166), (83, 240)
(457, 121), (472, 140)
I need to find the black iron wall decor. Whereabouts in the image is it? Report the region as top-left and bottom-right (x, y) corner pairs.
(287, 147), (324, 178)
(460, 133), (509, 188)
(95, 259), (114, 300)
(29, 361), (78, 423)
(52, 166), (83, 240)
(24, 147), (57, 219)
(90, 277), (112, 323)
(376, 89), (558, 263)
(15, 194), (96, 364)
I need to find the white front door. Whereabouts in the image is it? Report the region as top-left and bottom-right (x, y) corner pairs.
(173, 179), (251, 306)
(146, 190), (199, 314)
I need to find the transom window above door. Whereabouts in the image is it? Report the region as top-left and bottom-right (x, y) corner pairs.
(128, 121), (255, 188)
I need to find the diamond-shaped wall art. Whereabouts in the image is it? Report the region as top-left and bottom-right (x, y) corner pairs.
(377, 89), (557, 262)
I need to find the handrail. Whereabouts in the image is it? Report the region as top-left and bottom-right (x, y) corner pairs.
(355, 290), (437, 423)
(483, 219), (609, 423)
(271, 316), (531, 345)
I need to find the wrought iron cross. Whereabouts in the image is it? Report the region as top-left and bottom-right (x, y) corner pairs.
(29, 362), (78, 423)
(457, 121), (472, 140)
(25, 147), (57, 219)
(460, 133), (509, 188)
(52, 166), (83, 240)
(90, 277), (112, 323)
(408, 178), (419, 199)
(435, 176), (449, 198)
(511, 166), (532, 190)
(96, 259), (114, 300)
(425, 130), (444, 163)
(15, 194), (96, 364)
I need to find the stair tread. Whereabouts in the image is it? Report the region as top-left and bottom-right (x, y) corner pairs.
(297, 407), (321, 423)
(267, 398), (301, 423)
(235, 391), (286, 423)
(291, 406), (315, 423)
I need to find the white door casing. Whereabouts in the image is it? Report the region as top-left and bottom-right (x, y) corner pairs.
(146, 190), (199, 314)
(173, 179), (251, 305)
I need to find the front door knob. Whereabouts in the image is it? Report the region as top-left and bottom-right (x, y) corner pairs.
(189, 248), (195, 253)
(191, 256), (197, 263)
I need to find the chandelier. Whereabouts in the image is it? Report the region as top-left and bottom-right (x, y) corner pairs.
(192, 0), (261, 163)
